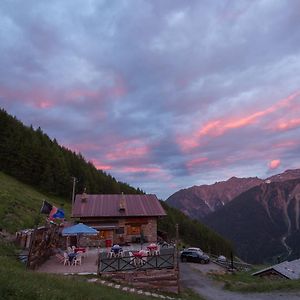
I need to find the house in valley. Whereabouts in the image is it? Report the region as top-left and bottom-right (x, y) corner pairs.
(252, 259), (300, 280)
(72, 193), (166, 246)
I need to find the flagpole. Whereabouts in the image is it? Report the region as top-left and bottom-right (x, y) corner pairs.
(71, 177), (77, 216)
(72, 177), (77, 204)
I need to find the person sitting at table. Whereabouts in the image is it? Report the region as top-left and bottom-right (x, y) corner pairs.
(68, 252), (77, 264)
(67, 246), (74, 253)
(111, 244), (123, 257)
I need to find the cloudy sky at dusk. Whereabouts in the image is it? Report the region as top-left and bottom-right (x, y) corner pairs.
(1, 0), (300, 199)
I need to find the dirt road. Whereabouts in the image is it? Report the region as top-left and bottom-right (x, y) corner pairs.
(180, 262), (300, 300)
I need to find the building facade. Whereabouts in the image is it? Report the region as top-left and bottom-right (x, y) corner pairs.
(72, 193), (166, 246)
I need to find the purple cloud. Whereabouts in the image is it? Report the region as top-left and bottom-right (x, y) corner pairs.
(0, 0), (300, 199)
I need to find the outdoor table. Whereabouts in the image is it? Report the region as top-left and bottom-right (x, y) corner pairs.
(132, 251), (143, 258)
(74, 247), (86, 253)
(132, 251), (146, 266)
(147, 244), (158, 255)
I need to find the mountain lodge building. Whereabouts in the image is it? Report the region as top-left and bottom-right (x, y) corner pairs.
(72, 193), (166, 246)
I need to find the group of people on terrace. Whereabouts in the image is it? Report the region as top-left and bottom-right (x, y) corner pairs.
(106, 243), (160, 267)
(59, 246), (88, 266)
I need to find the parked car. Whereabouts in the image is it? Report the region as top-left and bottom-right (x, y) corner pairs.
(180, 250), (210, 264)
(180, 247), (204, 255)
(186, 247), (203, 253)
(217, 255), (227, 262)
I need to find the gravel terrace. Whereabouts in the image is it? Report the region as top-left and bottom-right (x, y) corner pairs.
(37, 245), (150, 274)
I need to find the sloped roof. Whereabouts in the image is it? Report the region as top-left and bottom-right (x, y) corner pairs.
(72, 194), (166, 218)
(252, 259), (300, 280)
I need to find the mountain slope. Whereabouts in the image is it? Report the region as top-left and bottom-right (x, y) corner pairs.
(166, 169), (300, 220)
(166, 176), (263, 219)
(204, 178), (300, 264)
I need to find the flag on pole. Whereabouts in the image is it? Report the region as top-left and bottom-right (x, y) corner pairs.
(49, 206), (58, 220)
(40, 200), (53, 214)
(40, 200), (65, 220)
(52, 208), (65, 219)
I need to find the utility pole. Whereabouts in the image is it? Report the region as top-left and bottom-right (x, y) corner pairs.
(175, 223), (180, 293)
(71, 177), (77, 205)
(175, 223), (179, 268)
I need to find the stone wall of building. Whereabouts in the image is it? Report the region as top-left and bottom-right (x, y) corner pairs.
(142, 218), (157, 242)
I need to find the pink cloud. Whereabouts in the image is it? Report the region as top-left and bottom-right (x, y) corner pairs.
(268, 159), (281, 170)
(66, 89), (102, 101)
(36, 100), (53, 109)
(117, 165), (173, 182)
(106, 140), (149, 161)
(67, 142), (102, 153)
(273, 140), (299, 149)
(0, 86), (56, 107)
(186, 157), (208, 172)
(121, 166), (161, 173)
(89, 159), (112, 171)
(178, 91), (300, 152)
(275, 118), (300, 131)
(94, 163), (112, 171)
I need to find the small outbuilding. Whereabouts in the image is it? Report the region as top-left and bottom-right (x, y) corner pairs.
(72, 193), (166, 246)
(252, 259), (300, 280)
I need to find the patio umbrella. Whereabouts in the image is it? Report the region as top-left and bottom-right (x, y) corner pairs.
(62, 223), (99, 247)
(62, 223), (98, 236)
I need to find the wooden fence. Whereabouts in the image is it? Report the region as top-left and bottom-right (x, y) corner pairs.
(26, 223), (60, 269)
(210, 254), (252, 271)
(98, 248), (175, 274)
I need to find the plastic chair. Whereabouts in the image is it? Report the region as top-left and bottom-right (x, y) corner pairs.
(154, 245), (160, 256)
(128, 251), (137, 267)
(63, 252), (70, 266)
(73, 253), (82, 266)
(107, 251), (114, 258)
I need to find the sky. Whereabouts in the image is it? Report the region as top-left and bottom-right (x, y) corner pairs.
(0, 0), (300, 200)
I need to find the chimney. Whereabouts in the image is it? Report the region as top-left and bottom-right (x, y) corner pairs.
(81, 188), (88, 203)
(119, 193), (126, 212)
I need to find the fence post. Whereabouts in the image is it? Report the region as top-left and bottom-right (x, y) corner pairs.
(26, 228), (37, 269)
(175, 223), (180, 293)
(97, 253), (101, 276)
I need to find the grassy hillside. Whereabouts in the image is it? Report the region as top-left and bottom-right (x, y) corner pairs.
(0, 241), (153, 300)
(0, 171), (71, 233)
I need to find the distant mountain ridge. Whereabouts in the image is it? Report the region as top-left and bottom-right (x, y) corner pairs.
(166, 169), (300, 220)
(166, 169), (300, 263)
(204, 177), (300, 263)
